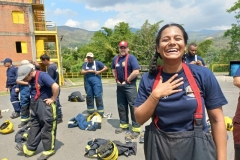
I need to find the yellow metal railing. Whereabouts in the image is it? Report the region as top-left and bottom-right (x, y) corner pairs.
(36, 50), (58, 59)
(34, 22), (57, 31)
(211, 64), (229, 72)
(63, 72), (115, 78)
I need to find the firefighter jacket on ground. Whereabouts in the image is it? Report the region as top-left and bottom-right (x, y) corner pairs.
(15, 124), (30, 143)
(68, 113), (101, 131)
(112, 140), (137, 157)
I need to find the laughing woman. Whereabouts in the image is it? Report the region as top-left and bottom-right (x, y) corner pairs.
(134, 23), (227, 160)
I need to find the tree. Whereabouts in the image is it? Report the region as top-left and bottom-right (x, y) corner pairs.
(224, 0), (240, 57)
(197, 39), (213, 58)
(131, 20), (163, 65)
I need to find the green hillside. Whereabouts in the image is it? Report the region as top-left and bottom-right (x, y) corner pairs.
(57, 26), (229, 49)
(57, 26), (95, 47)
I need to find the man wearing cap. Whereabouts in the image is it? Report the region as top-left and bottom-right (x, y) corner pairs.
(111, 41), (141, 139)
(40, 54), (63, 124)
(16, 60), (35, 128)
(1, 58), (21, 119)
(81, 52), (108, 116)
(15, 65), (59, 160)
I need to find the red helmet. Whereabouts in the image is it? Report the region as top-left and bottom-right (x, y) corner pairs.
(118, 41), (128, 47)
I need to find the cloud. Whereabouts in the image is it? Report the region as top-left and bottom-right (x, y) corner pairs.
(54, 8), (78, 16)
(84, 0), (236, 30)
(71, 0), (129, 7)
(64, 19), (100, 31)
(103, 18), (123, 28)
(207, 25), (232, 30)
(80, 20), (100, 31)
(65, 19), (80, 27)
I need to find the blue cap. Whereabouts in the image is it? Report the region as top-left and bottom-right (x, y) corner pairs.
(1, 58), (12, 64)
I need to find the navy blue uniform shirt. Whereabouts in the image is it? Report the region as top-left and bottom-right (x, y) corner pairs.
(82, 60), (105, 78)
(6, 65), (18, 87)
(111, 54), (140, 83)
(185, 54), (205, 66)
(135, 64), (227, 132)
(47, 63), (59, 84)
(29, 72), (55, 100)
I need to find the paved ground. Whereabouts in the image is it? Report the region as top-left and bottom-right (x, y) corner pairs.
(0, 75), (238, 160)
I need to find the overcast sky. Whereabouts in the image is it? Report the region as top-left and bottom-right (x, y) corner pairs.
(45, 0), (237, 31)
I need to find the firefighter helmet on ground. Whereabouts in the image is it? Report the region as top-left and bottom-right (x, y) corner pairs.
(0, 120), (14, 134)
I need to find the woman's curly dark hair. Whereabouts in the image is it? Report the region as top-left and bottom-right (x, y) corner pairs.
(149, 23), (188, 75)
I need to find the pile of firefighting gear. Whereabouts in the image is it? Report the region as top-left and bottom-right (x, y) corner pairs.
(84, 138), (137, 159)
(68, 112), (102, 131)
(14, 124), (30, 143)
(68, 91), (85, 102)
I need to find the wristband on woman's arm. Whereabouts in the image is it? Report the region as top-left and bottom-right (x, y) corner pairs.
(150, 93), (158, 101)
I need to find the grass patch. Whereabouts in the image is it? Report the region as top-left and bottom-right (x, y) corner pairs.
(0, 91), (9, 96)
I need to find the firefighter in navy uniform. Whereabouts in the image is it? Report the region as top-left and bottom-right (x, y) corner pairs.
(111, 41), (141, 138)
(40, 54), (63, 124)
(1, 58), (21, 119)
(15, 65), (59, 160)
(81, 52), (108, 116)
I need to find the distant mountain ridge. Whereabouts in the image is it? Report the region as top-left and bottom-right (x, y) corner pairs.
(57, 26), (227, 47)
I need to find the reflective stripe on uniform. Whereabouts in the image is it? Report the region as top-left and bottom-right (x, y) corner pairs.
(23, 144), (35, 156)
(21, 117), (30, 122)
(120, 123), (129, 129)
(50, 103), (57, 152)
(132, 126), (141, 133)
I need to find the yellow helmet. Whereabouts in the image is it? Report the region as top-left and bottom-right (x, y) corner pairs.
(87, 112), (102, 123)
(0, 120), (14, 134)
(224, 116), (233, 131)
(99, 141), (118, 160)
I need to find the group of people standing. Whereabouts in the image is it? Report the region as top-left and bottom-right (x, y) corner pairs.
(1, 54), (62, 160)
(81, 40), (142, 139)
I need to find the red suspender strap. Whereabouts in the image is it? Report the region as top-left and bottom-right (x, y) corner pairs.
(114, 54), (129, 82)
(152, 63), (203, 128)
(124, 54), (129, 81)
(152, 66), (162, 90)
(152, 66), (162, 129)
(182, 63), (203, 125)
(34, 71), (41, 100)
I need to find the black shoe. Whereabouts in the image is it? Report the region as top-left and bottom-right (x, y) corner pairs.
(57, 117), (63, 124)
(131, 131), (140, 139)
(125, 131), (140, 143)
(37, 153), (54, 160)
(115, 127), (129, 134)
(18, 121), (29, 128)
(15, 143), (23, 152)
(10, 112), (20, 119)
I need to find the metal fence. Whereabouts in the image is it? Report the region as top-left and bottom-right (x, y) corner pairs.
(63, 72), (115, 78)
(211, 64), (229, 72)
